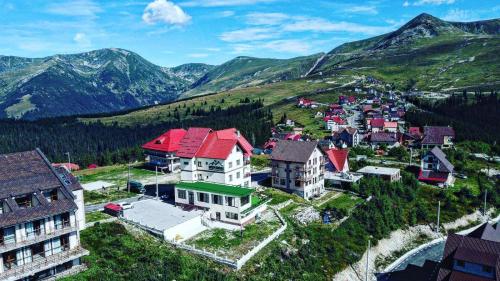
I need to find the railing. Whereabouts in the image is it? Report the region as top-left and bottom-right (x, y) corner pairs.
(0, 222), (78, 253)
(0, 246), (89, 280)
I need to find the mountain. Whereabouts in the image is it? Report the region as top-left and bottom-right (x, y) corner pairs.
(183, 53), (324, 97)
(0, 48), (196, 119)
(308, 13), (500, 90)
(164, 63), (215, 84)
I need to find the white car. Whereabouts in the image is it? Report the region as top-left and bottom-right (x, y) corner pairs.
(118, 202), (133, 210)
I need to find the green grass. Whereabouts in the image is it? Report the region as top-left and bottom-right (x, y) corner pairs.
(74, 164), (156, 186)
(263, 188), (306, 206)
(83, 190), (137, 205)
(85, 211), (112, 223)
(319, 193), (363, 212)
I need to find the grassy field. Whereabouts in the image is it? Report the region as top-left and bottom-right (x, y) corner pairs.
(319, 193), (364, 212)
(85, 211), (112, 223)
(83, 190), (137, 205)
(75, 164), (157, 186)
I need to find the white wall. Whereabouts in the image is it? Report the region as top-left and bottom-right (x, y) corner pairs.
(72, 189), (85, 230)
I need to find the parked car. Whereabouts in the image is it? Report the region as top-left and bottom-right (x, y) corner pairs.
(127, 180), (146, 194)
(455, 173), (468, 179)
(118, 202), (133, 210)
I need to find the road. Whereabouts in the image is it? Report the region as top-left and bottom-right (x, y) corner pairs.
(84, 195), (152, 213)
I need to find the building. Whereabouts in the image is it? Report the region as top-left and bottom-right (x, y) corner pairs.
(142, 128), (187, 172)
(325, 149), (349, 174)
(178, 128), (253, 187)
(271, 141), (325, 199)
(370, 132), (400, 148)
(174, 181), (266, 226)
(419, 147), (455, 186)
(369, 118), (385, 133)
(357, 166), (401, 182)
(384, 121), (398, 133)
(324, 116), (346, 131)
(421, 126), (455, 149)
(334, 127), (360, 147)
(379, 222), (500, 281)
(0, 149), (88, 281)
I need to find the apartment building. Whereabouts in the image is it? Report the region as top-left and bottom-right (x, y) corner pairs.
(142, 129), (187, 172)
(271, 140), (325, 199)
(177, 128), (253, 187)
(0, 149), (88, 281)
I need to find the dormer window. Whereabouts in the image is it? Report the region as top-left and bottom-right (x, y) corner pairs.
(15, 195), (33, 209)
(43, 189), (58, 202)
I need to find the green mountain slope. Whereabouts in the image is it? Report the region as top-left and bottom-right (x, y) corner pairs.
(0, 48), (196, 119)
(183, 53), (325, 97)
(309, 13), (500, 91)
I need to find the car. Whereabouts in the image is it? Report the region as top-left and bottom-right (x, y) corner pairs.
(118, 202), (133, 210)
(455, 173), (468, 179)
(127, 180), (146, 193)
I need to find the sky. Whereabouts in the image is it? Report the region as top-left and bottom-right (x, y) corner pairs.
(0, 0), (498, 67)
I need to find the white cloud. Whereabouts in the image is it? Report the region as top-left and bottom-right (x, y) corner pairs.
(188, 53), (209, 58)
(205, 47), (221, 52)
(220, 27), (278, 42)
(413, 0), (454, 6)
(262, 39), (310, 54)
(218, 10), (235, 17)
(283, 18), (391, 35)
(180, 0), (275, 7)
(231, 44), (254, 54)
(142, 0), (191, 25)
(344, 6), (378, 15)
(403, 1), (410, 7)
(73, 32), (92, 47)
(46, 0), (102, 17)
(246, 12), (289, 25)
(443, 9), (477, 22)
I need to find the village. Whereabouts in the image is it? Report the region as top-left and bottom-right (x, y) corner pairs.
(1, 84), (498, 281)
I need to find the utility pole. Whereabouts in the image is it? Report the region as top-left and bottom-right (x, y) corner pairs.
(436, 200), (441, 234)
(155, 165), (159, 199)
(484, 189), (488, 217)
(365, 236), (371, 281)
(65, 152), (71, 171)
(409, 148), (413, 166)
(127, 162), (131, 193)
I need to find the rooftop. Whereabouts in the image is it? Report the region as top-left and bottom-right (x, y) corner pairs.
(176, 181), (254, 197)
(271, 140), (320, 163)
(357, 166), (400, 176)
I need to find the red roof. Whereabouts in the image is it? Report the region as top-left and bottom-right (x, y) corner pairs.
(418, 169), (448, 183)
(176, 127), (253, 160)
(176, 128), (212, 158)
(325, 149), (349, 172)
(409, 127), (421, 136)
(285, 133), (302, 141)
(324, 116), (345, 124)
(348, 96), (356, 102)
(142, 128), (187, 153)
(104, 203), (122, 212)
(384, 121), (398, 128)
(370, 118), (385, 128)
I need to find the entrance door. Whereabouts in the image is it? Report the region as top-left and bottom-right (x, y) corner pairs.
(216, 212), (221, 221)
(188, 192), (194, 205)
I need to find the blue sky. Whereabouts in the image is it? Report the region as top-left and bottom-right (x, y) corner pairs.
(0, 0), (498, 67)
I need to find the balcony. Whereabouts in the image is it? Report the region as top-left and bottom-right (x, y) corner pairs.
(0, 221), (78, 253)
(0, 246), (89, 281)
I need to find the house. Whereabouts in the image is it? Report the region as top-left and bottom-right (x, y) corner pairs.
(174, 181), (266, 226)
(348, 96), (356, 104)
(384, 121), (398, 133)
(435, 222), (500, 281)
(334, 127), (360, 147)
(177, 128), (253, 187)
(418, 147), (455, 186)
(370, 132), (400, 148)
(325, 149), (349, 173)
(357, 166), (401, 182)
(271, 141), (325, 199)
(369, 118), (385, 133)
(324, 116), (346, 131)
(297, 98), (313, 108)
(379, 222), (500, 281)
(0, 149), (88, 280)
(421, 126), (455, 149)
(142, 128), (187, 172)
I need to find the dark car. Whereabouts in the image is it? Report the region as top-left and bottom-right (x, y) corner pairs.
(127, 180), (146, 193)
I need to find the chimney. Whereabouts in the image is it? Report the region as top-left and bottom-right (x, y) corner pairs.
(236, 130), (241, 138)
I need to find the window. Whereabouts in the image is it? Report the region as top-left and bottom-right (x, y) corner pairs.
(197, 192), (209, 203)
(183, 161), (189, 165)
(1, 227), (16, 245)
(212, 194), (223, 205)
(456, 260), (465, 267)
(43, 189), (58, 202)
(236, 159), (241, 166)
(280, 179), (285, 185)
(229, 175), (233, 182)
(483, 265), (493, 273)
(177, 189), (186, 199)
(197, 161), (202, 167)
(225, 212), (238, 220)
(241, 195), (249, 206)
(15, 195), (32, 209)
(226, 196), (235, 207)
(228, 161), (233, 168)
(236, 172), (241, 179)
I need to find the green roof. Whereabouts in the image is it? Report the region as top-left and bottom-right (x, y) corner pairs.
(175, 181), (253, 197)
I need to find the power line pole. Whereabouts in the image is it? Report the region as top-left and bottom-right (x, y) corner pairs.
(436, 200), (441, 234)
(365, 237), (371, 281)
(155, 165), (159, 199)
(127, 162), (131, 193)
(484, 189), (488, 218)
(65, 152), (71, 171)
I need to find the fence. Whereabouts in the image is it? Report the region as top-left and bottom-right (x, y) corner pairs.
(84, 217), (117, 228)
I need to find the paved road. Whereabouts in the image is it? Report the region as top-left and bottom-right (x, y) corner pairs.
(84, 195), (152, 213)
(251, 169), (271, 187)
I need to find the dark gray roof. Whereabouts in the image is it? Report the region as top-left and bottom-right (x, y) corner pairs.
(422, 126), (455, 145)
(271, 140), (321, 163)
(468, 222), (500, 243)
(370, 132), (398, 143)
(0, 149), (79, 228)
(429, 146), (454, 173)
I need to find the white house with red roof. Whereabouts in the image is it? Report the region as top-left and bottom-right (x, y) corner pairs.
(142, 129), (187, 172)
(177, 128), (253, 187)
(325, 149), (349, 174)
